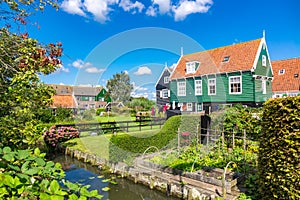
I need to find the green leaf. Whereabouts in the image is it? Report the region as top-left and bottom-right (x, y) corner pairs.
(25, 168), (39, 176)
(50, 180), (60, 194)
(17, 150), (30, 160)
(102, 187), (110, 191)
(3, 154), (14, 162)
(50, 195), (64, 200)
(34, 148), (40, 156)
(8, 164), (20, 171)
(40, 192), (51, 200)
(21, 161), (29, 172)
(3, 147), (11, 153)
(35, 157), (46, 166)
(68, 194), (79, 200)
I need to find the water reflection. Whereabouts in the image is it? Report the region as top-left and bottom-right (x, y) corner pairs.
(53, 155), (179, 200)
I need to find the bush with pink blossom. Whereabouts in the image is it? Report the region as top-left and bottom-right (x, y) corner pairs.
(44, 125), (79, 147)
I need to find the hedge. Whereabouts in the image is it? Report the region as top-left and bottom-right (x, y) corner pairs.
(258, 97), (300, 199)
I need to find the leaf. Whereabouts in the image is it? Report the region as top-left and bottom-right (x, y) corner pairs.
(35, 157), (46, 167)
(40, 192), (51, 200)
(17, 150), (30, 160)
(102, 187), (110, 191)
(21, 161), (30, 172)
(25, 168), (39, 176)
(68, 194), (79, 200)
(3, 146), (11, 153)
(34, 148), (40, 156)
(88, 176), (95, 179)
(97, 175), (104, 178)
(50, 180), (60, 194)
(50, 195), (64, 200)
(102, 179), (110, 183)
(8, 164), (20, 171)
(3, 154), (14, 162)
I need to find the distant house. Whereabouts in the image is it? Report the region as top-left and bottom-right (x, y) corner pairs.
(49, 84), (111, 111)
(51, 94), (77, 109)
(156, 66), (173, 111)
(271, 58), (300, 98)
(170, 36), (273, 114)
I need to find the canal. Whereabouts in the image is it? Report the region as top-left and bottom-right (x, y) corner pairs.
(53, 155), (179, 200)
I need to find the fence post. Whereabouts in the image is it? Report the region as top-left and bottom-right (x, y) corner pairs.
(222, 130), (224, 150)
(243, 130), (246, 151)
(206, 127), (209, 147)
(178, 128), (180, 150)
(232, 131), (235, 149)
(139, 120), (141, 131)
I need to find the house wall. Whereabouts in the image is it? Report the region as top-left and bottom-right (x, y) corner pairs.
(156, 69), (171, 108)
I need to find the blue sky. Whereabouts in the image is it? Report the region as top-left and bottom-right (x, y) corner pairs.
(24, 0), (299, 99)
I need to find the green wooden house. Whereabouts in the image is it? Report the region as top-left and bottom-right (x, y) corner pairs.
(170, 36), (273, 113)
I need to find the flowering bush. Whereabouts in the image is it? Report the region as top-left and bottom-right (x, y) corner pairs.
(44, 125), (79, 147)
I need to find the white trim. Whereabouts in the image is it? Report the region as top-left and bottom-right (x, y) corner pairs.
(162, 89), (169, 99)
(187, 103), (193, 111)
(262, 79), (267, 94)
(262, 55), (267, 67)
(169, 56), (182, 80)
(195, 79), (202, 95)
(229, 76), (242, 94)
(164, 76), (170, 84)
(196, 103), (203, 112)
(177, 80), (186, 96)
(208, 78), (216, 95)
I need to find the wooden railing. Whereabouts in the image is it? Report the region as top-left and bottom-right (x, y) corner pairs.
(56, 117), (166, 134)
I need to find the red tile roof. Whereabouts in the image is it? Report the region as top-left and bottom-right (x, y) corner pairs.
(51, 95), (76, 108)
(271, 58), (300, 92)
(171, 38), (262, 79)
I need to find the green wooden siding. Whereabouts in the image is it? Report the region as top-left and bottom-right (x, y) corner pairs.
(254, 79), (272, 103)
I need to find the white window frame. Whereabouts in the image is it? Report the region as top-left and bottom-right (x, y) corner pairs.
(177, 81), (186, 96)
(162, 89), (169, 99)
(186, 61), (199, 74)
(279, 69), (285, 75)
(195, 80), (202, 95)
(187, 103), (193, 111)
(197, 103), (203, 112)
(208, 78), (216, 95)
(164, 76), (170, 84)
(229, 76), (242, 94)
(262, 55), (267, 67)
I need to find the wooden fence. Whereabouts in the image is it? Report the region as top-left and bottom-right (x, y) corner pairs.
(56, 117), (166, 134)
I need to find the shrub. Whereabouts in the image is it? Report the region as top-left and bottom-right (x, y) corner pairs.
(258, 97), (300, 199)
(109, 115), (181, 162)
(0, 147), (102, 199)
(44, 125), (79, 147)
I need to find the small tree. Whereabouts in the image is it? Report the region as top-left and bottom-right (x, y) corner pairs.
(106, 72), (133, 103)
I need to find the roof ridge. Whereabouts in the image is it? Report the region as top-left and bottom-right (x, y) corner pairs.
(272, 57), (300, 62)
(183, 38), (262, 57)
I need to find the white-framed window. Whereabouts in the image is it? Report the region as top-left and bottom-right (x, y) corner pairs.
(262, 79), (267, 94)
(164, 76), (170, 84)
(186, 61), (199, 74)
(279, 69), (285, 75)
(195, 80), (202, 95)
(177, 81), (186, 96)
(262, 55), (267, 67)
(229, 76), (242, 94)
(197, 103), (203, 112)
(187, 103), (193, 111)
(223, 56), (230, 62)
(208, 78), (216, 95)
(162, 89), (169, 99)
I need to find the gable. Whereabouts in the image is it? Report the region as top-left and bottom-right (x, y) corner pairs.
(252, 38), (273, 77)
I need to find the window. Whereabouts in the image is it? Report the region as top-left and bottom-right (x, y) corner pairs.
(187, 103), (193, 111)
(162, 89), (169, 99)
(279, 69), (285, 75)
(197, 103), (203, 112)
(262, 55), (267, 67)
(208, 78), (216, 95)
(195, 80), (202, 95)
(186, 61), (199, 74)
(262, 79), (267, 94)
(164, 76), (170, 83)
(177, 81), (186, 96)
(294, 74), (299, 78)
(229, 76), (242, 94)
(223, 56), (230, 62)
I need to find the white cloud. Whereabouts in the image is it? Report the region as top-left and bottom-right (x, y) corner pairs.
(173, 0), (213, 21)
(61, 0), (86, 16)
(134, 66), (152, 75)
(61, 0), (213, 22)
(70, 59), (92, 69)
(85, 67), (105, 73)
(119, 0), (145, 13)
(60, 66), (70, 73)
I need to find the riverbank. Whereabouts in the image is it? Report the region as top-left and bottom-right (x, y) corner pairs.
(60, 145), (242, 200)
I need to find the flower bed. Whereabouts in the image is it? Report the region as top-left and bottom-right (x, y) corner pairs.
(44, 125), (79, 147)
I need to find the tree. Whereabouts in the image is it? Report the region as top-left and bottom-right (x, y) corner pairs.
(106, 72), (133, 103)
(127, 97), (155, 111)
(0, 1), (62, 149)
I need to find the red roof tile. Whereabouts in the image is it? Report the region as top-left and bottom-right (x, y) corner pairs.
(171, 38), (262, 79)
(51, 95), (76, 108)
(271, 58), (300, 92)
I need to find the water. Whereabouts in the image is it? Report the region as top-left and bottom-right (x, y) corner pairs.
(53, 155), (179, 200)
